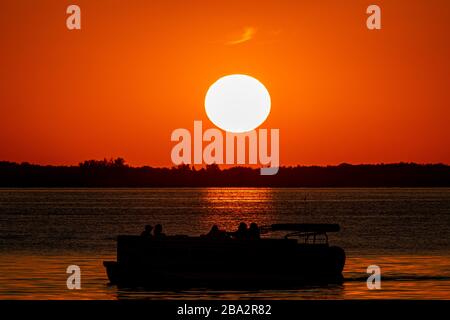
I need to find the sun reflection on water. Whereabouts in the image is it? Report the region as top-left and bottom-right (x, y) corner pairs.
(196, 188), (276, 233)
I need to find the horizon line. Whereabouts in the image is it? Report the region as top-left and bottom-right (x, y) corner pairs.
(1, 159), (449, 169)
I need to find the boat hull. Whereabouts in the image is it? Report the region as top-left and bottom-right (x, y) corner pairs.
(104, 236), (345, 288)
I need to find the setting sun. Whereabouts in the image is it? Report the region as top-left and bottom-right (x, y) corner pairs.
(205, 74), (271, 133)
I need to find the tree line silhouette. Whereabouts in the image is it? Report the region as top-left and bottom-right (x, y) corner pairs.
(0, 158), (449, 187)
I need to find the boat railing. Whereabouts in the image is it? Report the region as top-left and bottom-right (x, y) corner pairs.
(260, 223), (340, 244)
(284, 231), (328, 244)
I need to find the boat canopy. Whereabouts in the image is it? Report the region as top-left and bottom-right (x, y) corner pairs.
(265, 223), (340, 233)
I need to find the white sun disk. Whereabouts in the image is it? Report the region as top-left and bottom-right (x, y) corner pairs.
(205, 74), (271, 133)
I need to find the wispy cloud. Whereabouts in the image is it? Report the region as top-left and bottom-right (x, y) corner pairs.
(226, 27), (256, 46)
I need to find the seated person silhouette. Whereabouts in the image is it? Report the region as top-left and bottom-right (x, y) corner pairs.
(234, 222), (249, 240)
(206, 224), (229, 239)
(140, 225), (153, 237)
(248, 223), (261, 240)
(153, 224), (166, 239)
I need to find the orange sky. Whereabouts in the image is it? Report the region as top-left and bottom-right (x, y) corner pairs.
(0, 0), (449, 166)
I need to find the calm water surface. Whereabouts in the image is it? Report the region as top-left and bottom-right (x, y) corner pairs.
(0, 188), (449, 299)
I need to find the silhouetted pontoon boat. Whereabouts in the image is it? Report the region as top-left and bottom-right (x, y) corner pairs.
(103, 224), (345, 288)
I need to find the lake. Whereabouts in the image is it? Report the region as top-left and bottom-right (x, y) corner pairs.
(0, 188), (449, 299)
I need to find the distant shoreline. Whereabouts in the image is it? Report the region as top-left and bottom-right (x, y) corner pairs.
(1, 159), (449, 187)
